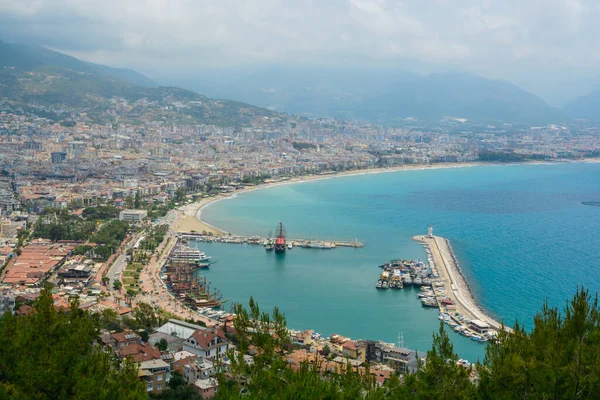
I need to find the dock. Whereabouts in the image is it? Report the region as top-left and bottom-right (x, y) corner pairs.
(178, 232), (364, 249)
(413, 234), (510, 334)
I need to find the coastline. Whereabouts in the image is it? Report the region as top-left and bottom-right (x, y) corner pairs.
(170, 159), (599, 334)
(413, 234), (510, 333)
(188, 158), (600, 235)
(190, 161), (491, 232)
(175, 162), (494, 235)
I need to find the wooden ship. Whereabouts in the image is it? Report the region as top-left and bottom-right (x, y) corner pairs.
(164, 261), (225, 309)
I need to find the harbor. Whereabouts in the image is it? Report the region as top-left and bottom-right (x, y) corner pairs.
(411, 229), (510, 337)
(371, 226), (509, 342)
(147, 238), (230, 318)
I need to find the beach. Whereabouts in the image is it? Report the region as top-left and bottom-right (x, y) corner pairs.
(174, 199), (226, 235)
(181, 162), (489, 234)
(185, 159), (600, 235)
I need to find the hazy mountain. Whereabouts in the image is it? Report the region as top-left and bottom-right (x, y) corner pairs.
(1, 40), (157, 87)
(172, 65), (420, 119)
(0, 40), (287, 127)
(174, 67), (563, 125)
(563, 90), (600, 121)
(358, 72), (563, 125)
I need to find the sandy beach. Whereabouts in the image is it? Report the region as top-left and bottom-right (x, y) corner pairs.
(181, 162), (488, 234)
(173, 197), (228, 235)
(187, 159), (600, 234)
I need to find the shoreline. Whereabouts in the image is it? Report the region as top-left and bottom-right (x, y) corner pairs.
(170, 159), (598, 333)
(192, 158), (600, 227)
(192, 160), (507, 230)
(178, 161), (496, 235)
(413, 234), (509, 333)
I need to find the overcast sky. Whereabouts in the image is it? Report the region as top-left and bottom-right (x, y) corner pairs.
(1, 0), (599, 105)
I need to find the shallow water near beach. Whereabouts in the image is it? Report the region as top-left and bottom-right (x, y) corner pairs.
(197, 162), (600, 362)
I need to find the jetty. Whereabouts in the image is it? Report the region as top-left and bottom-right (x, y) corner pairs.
(412, 233), (510, 334)
(178, 232), (364, 249)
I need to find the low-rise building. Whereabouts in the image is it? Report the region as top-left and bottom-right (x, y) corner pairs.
(183, 328), (229, 359)
(469, 319), (490, 334)
(2, 242), (72, 286)
(57, 264), (92, 284)
(171, 350), (198, 374)
(183, 358), (218, 382)
(117, 342), (161, 362)
(364, 341), (419, 373)
(0, 189), (19, 214)
(110, 330), (142, 351)
(0, 294), (15, 316)
(193, 377), (218, 399)
(148, 331), (186, 351)
(342, 340), (360, 359)
(119, 209), (147, 224)
(138, 359), (170, 394)
(156, 319), (205, 340)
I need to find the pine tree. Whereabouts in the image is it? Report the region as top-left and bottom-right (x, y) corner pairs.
(0, 287), (146, 399)
(479, 287), (600, 399)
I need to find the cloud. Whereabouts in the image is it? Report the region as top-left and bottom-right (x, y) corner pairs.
(0, 0), (599, 102)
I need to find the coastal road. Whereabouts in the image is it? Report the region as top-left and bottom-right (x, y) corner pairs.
(107, 231), (144, 289)
(107, 210), (176, 290)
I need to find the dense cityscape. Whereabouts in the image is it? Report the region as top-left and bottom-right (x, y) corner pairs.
(2, 95), (600, 213)
(1, 88), (600, 398)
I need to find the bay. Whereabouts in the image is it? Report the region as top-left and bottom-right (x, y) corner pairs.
(197, 162), (600, 362)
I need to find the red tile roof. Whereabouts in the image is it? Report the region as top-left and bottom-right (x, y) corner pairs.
(111, 330), (141, 343)
(190, 328), (227, 349)
(118, 342), (161, 362)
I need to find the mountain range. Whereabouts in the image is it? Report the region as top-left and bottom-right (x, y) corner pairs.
(563, 91), (600, 122)
(179, 66), (570, 125)
(1, 40), (599, 126)
(0, 40), (287, 127)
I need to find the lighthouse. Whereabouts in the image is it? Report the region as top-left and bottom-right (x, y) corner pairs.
(427, 225), (433, 238)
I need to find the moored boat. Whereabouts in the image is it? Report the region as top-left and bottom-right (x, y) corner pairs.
(274, 222), (287, 253)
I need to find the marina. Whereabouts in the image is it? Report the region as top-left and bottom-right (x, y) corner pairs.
(374, 255), (495, 342)
(412, 229), (509, 335)
(160, 239), (226, 309)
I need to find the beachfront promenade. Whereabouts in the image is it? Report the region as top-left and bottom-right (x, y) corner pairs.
(135, 212), (218, 328)
(413, 235), (509, 333)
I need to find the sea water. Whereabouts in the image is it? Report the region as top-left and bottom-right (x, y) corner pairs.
(197, 162), (600, 361)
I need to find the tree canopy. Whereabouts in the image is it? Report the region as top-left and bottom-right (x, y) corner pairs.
(479, 287), (600, 399)
(0, 287), (146, 399)
(217, 289), (600, 399)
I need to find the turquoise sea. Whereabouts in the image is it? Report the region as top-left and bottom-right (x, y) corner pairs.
(196, 163), (600, 362)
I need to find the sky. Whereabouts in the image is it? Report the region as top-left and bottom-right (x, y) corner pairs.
(1, 0), (599, 105)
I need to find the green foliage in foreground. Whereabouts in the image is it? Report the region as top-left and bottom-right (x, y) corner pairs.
(217, 288), (600, 399)
(480, 287), (600, 399)
(0, 288), (146, 399)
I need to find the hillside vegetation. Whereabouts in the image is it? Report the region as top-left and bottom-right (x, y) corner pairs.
(0, 40), (288, 127)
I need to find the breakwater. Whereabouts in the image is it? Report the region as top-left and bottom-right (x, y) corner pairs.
(413, 235), (509, 333)
(178, 232), (364, 249)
